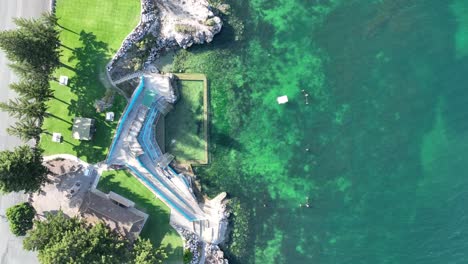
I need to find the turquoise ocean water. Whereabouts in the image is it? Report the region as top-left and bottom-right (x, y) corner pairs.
(173, 0), (468, 262)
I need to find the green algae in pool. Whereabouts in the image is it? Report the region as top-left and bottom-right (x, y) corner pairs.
(172, 0), (468, 263)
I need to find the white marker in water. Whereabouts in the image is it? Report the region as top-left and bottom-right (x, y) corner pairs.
(277, 95), (289, 104)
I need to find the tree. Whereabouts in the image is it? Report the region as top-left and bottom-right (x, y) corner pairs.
(9, 79), (53, 101)
(0, 13), (60, 72)
(23, 211), (82, 252)
(0, 97), (47, 121)
(24, 211), (168, 264)
(7, 119), (43, 142)
(6, 202), (36, 236)
(36, 221), (129, 264)
(183, 248), (194, 264)
(132, 238), (167, 264)
(83, 222), (129, 263)
(0, 13), (58, 147)
(8, 61), (49, 81)
(0, 145), (48, 193)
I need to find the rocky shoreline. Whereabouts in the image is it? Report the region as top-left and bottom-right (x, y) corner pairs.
(172, 190), (231, 264)
(107, 0), (222, 74)
(174, 211), (230, 264)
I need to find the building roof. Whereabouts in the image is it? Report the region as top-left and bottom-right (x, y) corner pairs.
(106, 112), (115, 121)
(79, 190), (147, 240)
(109, 191), (135, 208)
(72, 117), (95, 140)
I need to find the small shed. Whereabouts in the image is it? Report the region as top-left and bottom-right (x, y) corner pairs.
(59, 76), (69, 86)
(72, 117), (95, 141)
(52, 132), (62, 143)
(105, 112), (115, 121)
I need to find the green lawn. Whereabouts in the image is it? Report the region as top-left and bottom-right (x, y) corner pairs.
(165, 80), (208, 164)
(98, 170), (183, 263)
(41, 0), (141, 163)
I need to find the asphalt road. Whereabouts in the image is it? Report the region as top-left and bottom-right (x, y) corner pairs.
(0, 1), (50, 263)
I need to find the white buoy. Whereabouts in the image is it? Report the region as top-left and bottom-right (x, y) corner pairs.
(277, 95), (288, 104)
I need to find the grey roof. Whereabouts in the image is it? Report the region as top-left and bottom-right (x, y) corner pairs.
(72, 117), (95, 140)
(79, 191), (147, 240)
(109, 191), (135, 208)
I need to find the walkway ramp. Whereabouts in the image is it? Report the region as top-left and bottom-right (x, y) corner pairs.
(106, 75), (207, 223)
(114, 71), (144, 85)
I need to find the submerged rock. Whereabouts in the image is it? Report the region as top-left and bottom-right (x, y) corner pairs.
(217, 4), (231, 15)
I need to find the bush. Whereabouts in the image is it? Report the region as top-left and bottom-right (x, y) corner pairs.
(6, 202), (36, 236)
(183, 248), (194, 264)
(204, 18), (217, 27)
(175, 24), (197, 34)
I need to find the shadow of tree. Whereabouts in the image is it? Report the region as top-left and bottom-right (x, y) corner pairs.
(212, 130), (243, 152)
(57, 24), (79, 35)
(65, 31), (126, 163)
(52, 96), (71, 106)
(68, 31), (109, 116)
(46, 113), (73, 125)
(163, 244), (183, 264)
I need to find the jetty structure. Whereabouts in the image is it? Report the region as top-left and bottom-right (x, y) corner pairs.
(106, 73), (228, 245)
(102, 0), (231, 261)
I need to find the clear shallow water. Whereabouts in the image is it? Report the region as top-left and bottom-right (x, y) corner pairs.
(174, 0), (468, 262)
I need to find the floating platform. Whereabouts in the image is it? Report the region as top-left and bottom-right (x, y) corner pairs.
(277, 95), (289, 104)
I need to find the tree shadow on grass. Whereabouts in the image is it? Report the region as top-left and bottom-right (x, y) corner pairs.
(46, 113), (73, 125)
(163, 244), (183, 263)
(65, 31), (126, 163)
(60, 44), (76, 52)
(57, 24), (79, 35)
(97, 170), (176, 248)
(68, 31), (109, 116)
(52, 96), (71, 106)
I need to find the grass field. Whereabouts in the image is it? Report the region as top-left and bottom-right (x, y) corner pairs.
(165, 78), (208, 164)
(40, 0), (140, 163)
(98, 169), (183, 263)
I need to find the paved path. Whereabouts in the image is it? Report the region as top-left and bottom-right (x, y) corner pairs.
(113, 71), (144, 84)
(0, 1), (50, 263)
